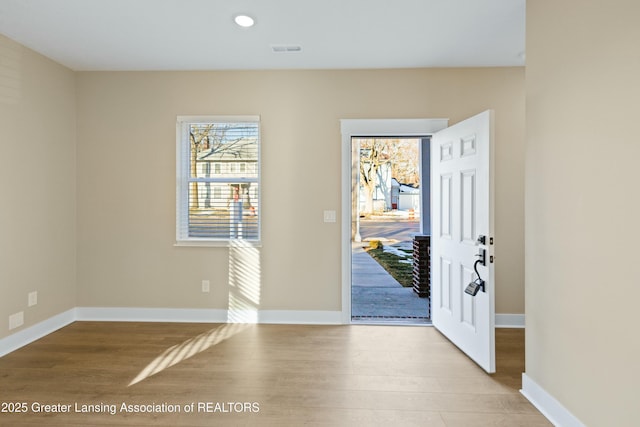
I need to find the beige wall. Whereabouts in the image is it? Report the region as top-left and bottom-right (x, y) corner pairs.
(0, 35), (77, 339)
(75, 68), (525, 314)
(526, 1), (640, 425)
(0, 36), (525, 339)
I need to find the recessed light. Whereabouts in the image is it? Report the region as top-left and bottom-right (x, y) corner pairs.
(234, 15), (255, 28)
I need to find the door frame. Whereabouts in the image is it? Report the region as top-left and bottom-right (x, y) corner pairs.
(340, 118), (449, 324)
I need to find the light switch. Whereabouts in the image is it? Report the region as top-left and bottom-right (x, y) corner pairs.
(323, 210), (336, 223)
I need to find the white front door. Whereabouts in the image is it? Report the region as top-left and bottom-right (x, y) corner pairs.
(430, 110), (495, 373)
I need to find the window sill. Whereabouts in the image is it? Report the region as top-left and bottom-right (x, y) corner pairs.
(174, 239), (262, 248)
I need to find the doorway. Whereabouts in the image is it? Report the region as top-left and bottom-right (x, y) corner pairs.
(340, 118), (449, 325)
(341, 112), (497, 373)
(351, 137), (428, 323)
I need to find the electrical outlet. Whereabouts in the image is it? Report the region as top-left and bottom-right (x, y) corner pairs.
(9, 312), (24, 330)
(28, 291), (38, 307)
(202, 280), (210, 293)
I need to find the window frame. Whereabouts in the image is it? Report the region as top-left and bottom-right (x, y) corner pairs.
(175, 115), (261, 247)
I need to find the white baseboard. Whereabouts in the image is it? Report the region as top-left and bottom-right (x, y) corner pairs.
(76, 307), (343, 325)
(521, 373), (585, 427)
(495, 313), (525, 328)
(76, 307), (230, 323)
(258, 310), (343, 324)
(0, 308), (76, 357)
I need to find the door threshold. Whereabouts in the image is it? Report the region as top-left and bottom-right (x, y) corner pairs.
(351, 316), (432, 326)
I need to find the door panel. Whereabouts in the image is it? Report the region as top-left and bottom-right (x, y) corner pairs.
(431, 110), (495, 373)
(461, 170), (476, 244)
(440, 174), (452, 239)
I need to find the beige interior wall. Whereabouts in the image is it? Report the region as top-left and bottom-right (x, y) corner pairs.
(75, 67), (525, 314)
(526, 1), (640, 425)
(0, 35), (76, 339)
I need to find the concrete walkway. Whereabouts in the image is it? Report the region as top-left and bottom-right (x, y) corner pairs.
(351, 242), (430, 323)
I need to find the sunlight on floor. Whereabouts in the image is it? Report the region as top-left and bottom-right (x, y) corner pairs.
(128, 241), (262, 386)
(128, 322), (249, 386)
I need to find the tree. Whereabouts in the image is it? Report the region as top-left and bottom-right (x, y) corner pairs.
(359, 138), (391, 214)
(189, 124), (213, 208)
(387, 139), (420, 186)
(357, 138), (421, 215)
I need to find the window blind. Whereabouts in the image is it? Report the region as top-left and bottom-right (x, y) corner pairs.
(177, 117), (260, 244)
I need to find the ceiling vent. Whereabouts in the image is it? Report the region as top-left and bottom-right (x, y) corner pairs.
(271, 45), (302, 53)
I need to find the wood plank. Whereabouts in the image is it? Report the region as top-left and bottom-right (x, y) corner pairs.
(0, 322), (550, 426)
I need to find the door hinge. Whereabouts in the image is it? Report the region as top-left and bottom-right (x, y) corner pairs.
(490, 255), (494, 263)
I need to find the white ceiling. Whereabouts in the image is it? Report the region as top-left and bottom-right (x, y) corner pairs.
(0, 0), (525, 71)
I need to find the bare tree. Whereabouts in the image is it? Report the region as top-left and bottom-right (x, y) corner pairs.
(387, 139), (420, 186)
(189, 124), (213, 208)
(359, 138), (391, 214)
(356, 138), (421, 216)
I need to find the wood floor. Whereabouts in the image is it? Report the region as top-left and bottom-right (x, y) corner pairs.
(0, 322), (550, 426)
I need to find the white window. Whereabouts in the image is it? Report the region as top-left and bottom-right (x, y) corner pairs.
(176, 116), (260, 246)
(213, 185), (223, 200)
